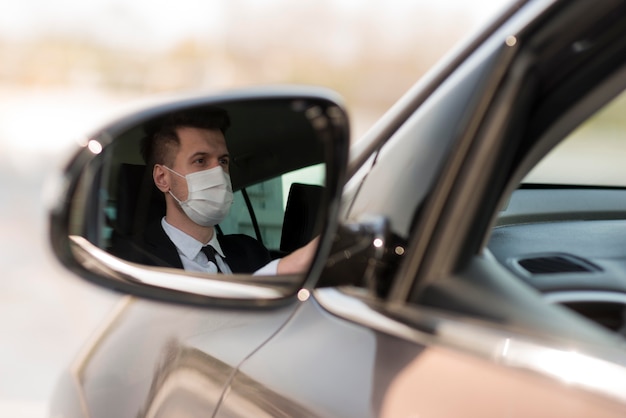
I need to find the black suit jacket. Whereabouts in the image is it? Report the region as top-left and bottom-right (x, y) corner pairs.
(126, 221), (272, 274)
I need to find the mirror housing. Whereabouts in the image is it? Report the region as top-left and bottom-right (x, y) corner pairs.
(48, 87), (349, 306)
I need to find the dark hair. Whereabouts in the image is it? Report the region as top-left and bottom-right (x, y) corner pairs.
(140, 106), (231, 166)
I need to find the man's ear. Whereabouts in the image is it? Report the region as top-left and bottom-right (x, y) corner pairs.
(153, 164), (169, 192)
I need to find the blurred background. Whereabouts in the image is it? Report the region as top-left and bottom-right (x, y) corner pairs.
(0, 1), (506, 416)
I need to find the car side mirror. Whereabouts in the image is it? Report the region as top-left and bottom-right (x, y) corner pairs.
(48, 88), (349, 306)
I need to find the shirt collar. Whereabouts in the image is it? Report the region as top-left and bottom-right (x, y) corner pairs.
(161, 218), (226, 260)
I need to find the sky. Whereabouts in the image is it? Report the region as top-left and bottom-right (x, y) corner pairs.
(0, 0), (512, 161)
(1, 0), (510, 51)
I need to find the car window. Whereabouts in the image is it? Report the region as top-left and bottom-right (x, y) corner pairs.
(219, 163), (325, 250)
(485, 82), (626, 343)
(524, 89), (626, 187)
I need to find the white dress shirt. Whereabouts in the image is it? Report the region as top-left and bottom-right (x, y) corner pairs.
(161, 218), (279, 275)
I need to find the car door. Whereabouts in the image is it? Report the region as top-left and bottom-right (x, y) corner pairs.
(49, 296), (301, 418)
(214, 0), (626, 416)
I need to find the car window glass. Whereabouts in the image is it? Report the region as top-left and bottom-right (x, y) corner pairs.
(485, 83), (626, 342)
(524, 89), (626, 187)
(219, 163), (325, 250)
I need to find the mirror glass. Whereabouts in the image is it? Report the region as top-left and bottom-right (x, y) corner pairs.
(56, 95), (348, 302)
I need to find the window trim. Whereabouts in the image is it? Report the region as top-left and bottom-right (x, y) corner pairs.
(392, 0), (626, 305)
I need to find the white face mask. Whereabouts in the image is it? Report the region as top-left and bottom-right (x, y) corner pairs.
(164, 165), (234, 227)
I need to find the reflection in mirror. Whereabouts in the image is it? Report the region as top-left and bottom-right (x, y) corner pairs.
(63, 97), (347, 300)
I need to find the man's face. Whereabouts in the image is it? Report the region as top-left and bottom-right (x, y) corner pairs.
(168, 127), (230, 201)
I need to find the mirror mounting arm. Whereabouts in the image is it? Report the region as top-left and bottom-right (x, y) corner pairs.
(318, 215), (404, 297)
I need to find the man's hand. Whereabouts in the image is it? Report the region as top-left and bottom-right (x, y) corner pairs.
(277, 236), (320, 275)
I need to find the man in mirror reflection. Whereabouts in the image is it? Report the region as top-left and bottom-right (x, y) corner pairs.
(139, 107), (316, 275)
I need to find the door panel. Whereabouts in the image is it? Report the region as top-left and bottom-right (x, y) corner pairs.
(74, 298), (297, 418)
(216, 294), (425, 418)
(217, 290), (626, 417)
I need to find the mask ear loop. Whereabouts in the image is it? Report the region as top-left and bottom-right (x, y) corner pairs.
(162, 165), (186, 179)
(168, 190), (185, 205)
(161, 165), (187, 204)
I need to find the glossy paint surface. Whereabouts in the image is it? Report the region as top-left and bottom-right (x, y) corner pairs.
(52, 297), (297, 418)
(60, 290), (626, 417)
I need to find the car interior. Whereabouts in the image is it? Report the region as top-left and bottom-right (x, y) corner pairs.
(488, 85), (626, 337)
(76, 100), (329, 269)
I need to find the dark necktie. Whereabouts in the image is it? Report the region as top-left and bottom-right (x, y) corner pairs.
(201, 245), (222, 273)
